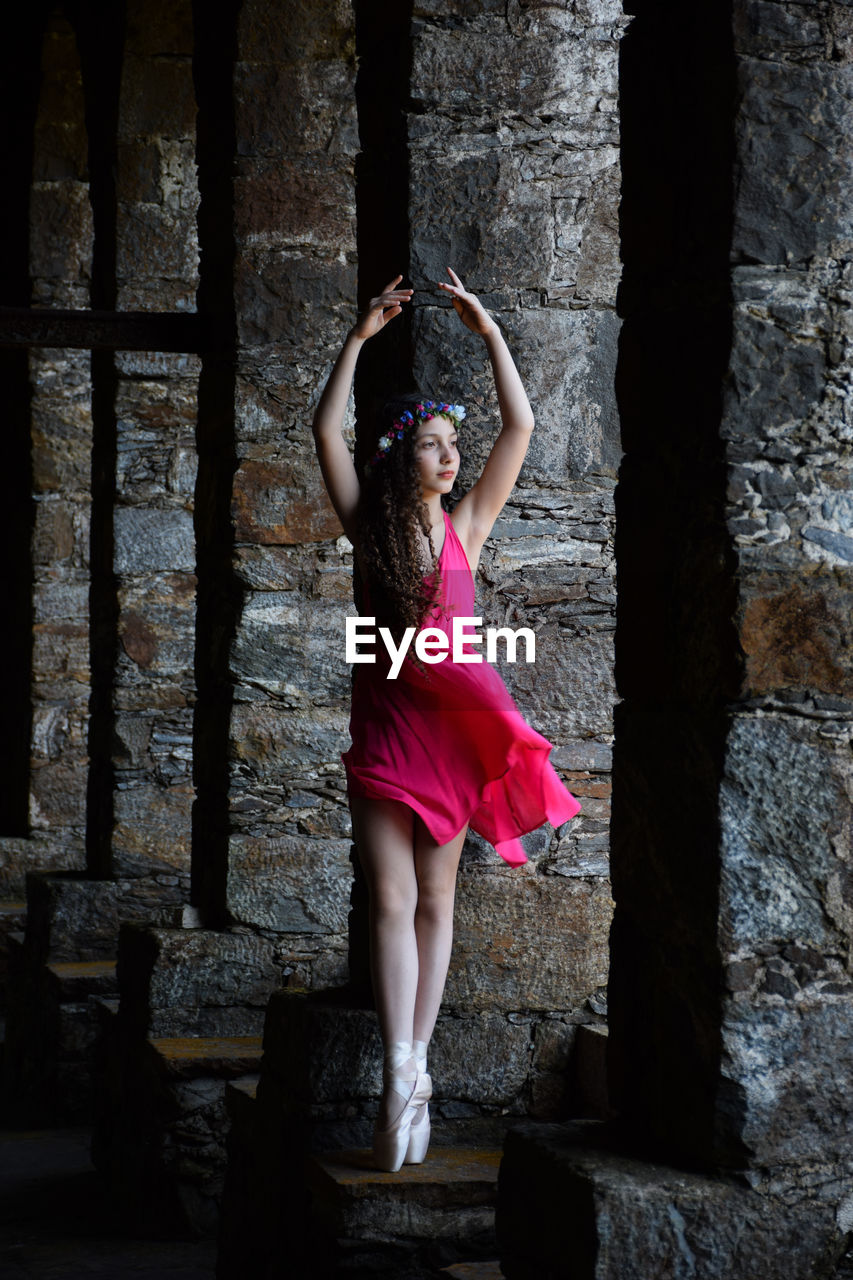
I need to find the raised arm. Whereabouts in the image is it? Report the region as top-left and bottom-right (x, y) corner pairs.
(312, 276), (413, 541)
(439, 268), (534, 565)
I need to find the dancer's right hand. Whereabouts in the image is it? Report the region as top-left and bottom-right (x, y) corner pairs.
(352, 275), (413, 341)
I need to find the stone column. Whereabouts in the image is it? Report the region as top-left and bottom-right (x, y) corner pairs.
(498, 2), (853, 1274)
(0, 10), (94, 893)
(220, 0), (359, 980)
(110, 0), (199, 896)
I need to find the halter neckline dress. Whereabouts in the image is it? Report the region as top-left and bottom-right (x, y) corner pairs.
(342, 511), (581, 866)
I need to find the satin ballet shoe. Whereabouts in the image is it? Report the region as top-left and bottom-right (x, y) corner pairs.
(373, 1048), (432, 1173)
(403, 1072), (432, 1165)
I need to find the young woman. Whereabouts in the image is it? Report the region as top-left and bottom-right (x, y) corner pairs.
(312, 269), (580, 1171)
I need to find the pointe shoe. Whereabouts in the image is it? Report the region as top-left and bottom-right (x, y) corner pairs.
(373, 1046), (432, 1173)
(404, 1071), (431, 1165)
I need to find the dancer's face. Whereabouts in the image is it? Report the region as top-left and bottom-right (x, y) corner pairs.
(414, 415), (459, 496)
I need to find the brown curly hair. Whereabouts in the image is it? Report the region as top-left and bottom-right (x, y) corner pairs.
(356, 393), (444, 640)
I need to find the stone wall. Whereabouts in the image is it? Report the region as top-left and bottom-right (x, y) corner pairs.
(5, 0), (623, 1131)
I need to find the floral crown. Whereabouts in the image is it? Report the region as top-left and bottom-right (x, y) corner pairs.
(365, 399), (466, 475)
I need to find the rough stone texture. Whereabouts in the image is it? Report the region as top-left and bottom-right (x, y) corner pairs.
(7, 12), (95, 894)
(116, 0), (198, 311)
(221, 0), (361, 972)
(446, 868), (612, 1013)
(598, 4), (853, 1278)
(110, 350), (198, 886)
(116, 923), (286, 1037)
(307, 1148), (500, 1277)
(404, 0), (623, 1063)
(498, 1123), (845, 1280)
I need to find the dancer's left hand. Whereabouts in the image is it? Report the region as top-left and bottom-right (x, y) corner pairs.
(438, 267), (497, 337)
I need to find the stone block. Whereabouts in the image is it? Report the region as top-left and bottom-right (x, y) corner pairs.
(118, 925), (283, 1037)
(260, 991), (382, 1104)
(29, 352), (93, 493)
(308, 1146), (499, 1250)
(410, 23), (617, 121)
(233, 244), (356, 350)
(732, 59), (853, 265)
(225, 834), (351, 933)
(234, 60), (356, 157)
(31, 621), (89, 686)
(409, 148), (556, 293)
(229, 701), (349, 779)
(114, 508), (195, 575)
(719, 713), (852, 955)
(497, 1123), (844, 1280)
(112, 782), (193, 879)
(228, 592), (351, 702)
(737, 576), (853, 700)
(430, 1014), (531, 1107)
(232, 456), (341, 544)
(31, 497), (78, 563)
(124, 1), (193, 57)
(116, 574), (197, 678)
(501, 627), (618, 745)
(25, 873), (120, 964)
(118, 55), (196, 139)
(28, 181), (93, 286)
(233, 154), (354, 248)
(0, 839), (85, 901)
(28, 760), (88, 830)
(116, 202), (199, 305)
(412, 306), (621, 483)
(721, 994), (853, 1170)
(235, 0), (354, 64)
(725, 273), (831, 448)
(570, 1024), (609, 1120)
(445, 870), (612, 1012)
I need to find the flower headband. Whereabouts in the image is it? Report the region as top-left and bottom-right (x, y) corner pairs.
(365, 400), (466, 475)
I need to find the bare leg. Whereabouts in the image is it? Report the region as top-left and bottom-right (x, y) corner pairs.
(350, 796), (419, 1051)
(412, 818), (467, 1047)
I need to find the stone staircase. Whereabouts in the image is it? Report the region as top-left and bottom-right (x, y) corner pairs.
(216, 989), (610, 1277)
(2, 871), (181, 1125)
(3, 878), (611, 1269)
(91, 920), (281, 1235)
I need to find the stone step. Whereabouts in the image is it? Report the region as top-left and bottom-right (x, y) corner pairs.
(118, 923), (278, 1037)
(497, 1121), (837, 1280)
(0, 900), (27, 928)
(148, 1034), (264, 1080)
(46, 959), (118, 1001)
(307, 1146), (501, 1276)
(24, 871), (183, 965)
(440, 1265), (503, 1279)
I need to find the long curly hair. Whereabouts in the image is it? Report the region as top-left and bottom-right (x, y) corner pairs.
(356, 393), (444, 640)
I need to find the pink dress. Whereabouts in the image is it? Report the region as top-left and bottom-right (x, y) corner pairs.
(342, 512), (581, 866)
